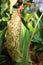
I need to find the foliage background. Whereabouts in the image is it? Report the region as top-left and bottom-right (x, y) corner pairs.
(0, 0), (43, 65)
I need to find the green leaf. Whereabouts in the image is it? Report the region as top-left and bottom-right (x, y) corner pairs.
(0, 28), (6, 54)
(24, 13), (32, 22)
(0, 21), (7, 30)
(22, 30), (31, 58)
(0, 60), (6, 65)
(32, 42), (43, 52)
(28, 22), (34, 32)
(2, 17), (8, 21)
(20, 23), (27, 46)
(33, 32), (42, 43)
(20, 29), (31, 65)
(1, 0), (6, 14)
(0, 31), (3, 54)
(0, 55), (6, 61)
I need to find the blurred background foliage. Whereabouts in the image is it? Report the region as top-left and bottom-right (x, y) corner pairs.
(0, 0), (43, 65)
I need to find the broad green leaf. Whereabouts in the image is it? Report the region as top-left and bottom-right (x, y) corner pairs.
(22, 30), (31, 57)
(20, 23), (27, 46)
(20, 29), (31, 65)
